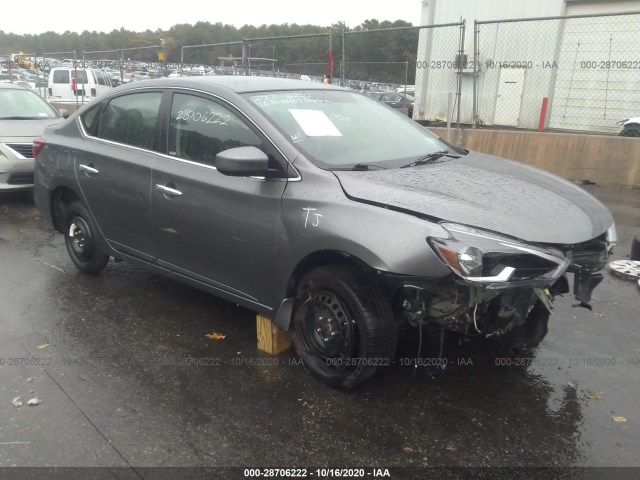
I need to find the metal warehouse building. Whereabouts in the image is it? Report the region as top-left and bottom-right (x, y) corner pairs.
(414, 0), (640, 133)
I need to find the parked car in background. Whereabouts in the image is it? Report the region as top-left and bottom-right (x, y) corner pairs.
(367, 91), (415, 116)
(618, 117), (640, 137)
(0, 83), (62, 190)
(34, 77), (615, 389)
(0, 72), (35, 89)
(47, 67), (113, 102)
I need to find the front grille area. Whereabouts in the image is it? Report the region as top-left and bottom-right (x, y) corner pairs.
(5, 143), (34, 159)
(7, 173), (34, 185)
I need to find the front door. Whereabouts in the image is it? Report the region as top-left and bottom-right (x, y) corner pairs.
(152, 92), (288, 305)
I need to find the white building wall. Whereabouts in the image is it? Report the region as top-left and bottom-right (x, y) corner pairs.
(549, 2), (640, 133)
(414, 0), (566, 124)
(414, 0), (640, 133)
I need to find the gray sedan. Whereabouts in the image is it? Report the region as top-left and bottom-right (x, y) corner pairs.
(33, 77), (615, 389)
(0, 83), (62, 190)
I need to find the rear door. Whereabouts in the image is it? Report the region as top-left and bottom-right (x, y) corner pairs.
(74, 90), (163, 260)
(50, 69), (70, 99)
(151, 91), (288, 304)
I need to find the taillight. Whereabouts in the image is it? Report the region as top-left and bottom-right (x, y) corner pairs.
(91, 87), (96, 97)
(71, 78), (76, 91)
(33, 138), (46, 161)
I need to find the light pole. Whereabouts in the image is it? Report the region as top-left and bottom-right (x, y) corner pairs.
(160, 38), (166, 75)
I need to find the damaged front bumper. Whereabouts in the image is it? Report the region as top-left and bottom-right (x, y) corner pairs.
(427, 222), (615, 309)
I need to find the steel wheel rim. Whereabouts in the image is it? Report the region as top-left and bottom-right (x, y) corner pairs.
(299, 290), (358, 371)
(68, 216), (94, 263)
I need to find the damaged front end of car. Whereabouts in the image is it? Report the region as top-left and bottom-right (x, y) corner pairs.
(389, 223), (616, 350)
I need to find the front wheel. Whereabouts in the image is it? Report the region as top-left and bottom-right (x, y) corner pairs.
(291, 265), (397, 390)
(64, 201), (109, 275)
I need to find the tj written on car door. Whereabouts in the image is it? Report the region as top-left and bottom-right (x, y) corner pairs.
(76, 91), (163, 260)
(152, 92), (288, 305)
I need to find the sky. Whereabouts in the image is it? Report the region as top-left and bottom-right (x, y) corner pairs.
(2, 0), (422, 35)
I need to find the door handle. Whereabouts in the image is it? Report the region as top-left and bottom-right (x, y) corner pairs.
(155, 184), (183, 197)
(79, 164), (99, 175)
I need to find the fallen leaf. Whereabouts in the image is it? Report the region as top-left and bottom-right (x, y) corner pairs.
(446, 444), (458, 452)
(11, 396), (23, 407)
(205, 332), (226, 340)
(403, 446), (414, 453)
(567, 381), (577, 389)
(585, 390), (605, 400)
(27, 397), (42, 406)
(26, 377), (37, 383)
(612, 416), (627, 423)
(37, 343), (49, 349)
(590, 312), (606, 317)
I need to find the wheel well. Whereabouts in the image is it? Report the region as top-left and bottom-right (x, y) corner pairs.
(285, 250), (378, 298)
(51, 186), (81, 233)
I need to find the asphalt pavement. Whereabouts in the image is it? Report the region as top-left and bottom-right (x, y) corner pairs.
(0, 186), (639, 476)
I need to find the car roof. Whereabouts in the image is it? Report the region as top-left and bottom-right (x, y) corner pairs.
(115, 76), (344, 95)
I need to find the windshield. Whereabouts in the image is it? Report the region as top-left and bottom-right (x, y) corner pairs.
(0, 88), (60, 119)
(243, 89), (447, 169)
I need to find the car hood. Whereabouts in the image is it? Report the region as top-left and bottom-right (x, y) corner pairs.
(0, 118), (63, 140)
(333, 151), (613, 245)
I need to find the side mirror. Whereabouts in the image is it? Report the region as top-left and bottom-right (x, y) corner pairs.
(59, 108), (70, 119)
(216, 146), (269, 177)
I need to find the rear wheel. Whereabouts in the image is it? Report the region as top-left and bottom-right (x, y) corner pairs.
(291, 265), (397, 389)
(64, 201), (109, 275)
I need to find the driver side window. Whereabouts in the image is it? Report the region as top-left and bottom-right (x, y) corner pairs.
(168, 93), (262, 167)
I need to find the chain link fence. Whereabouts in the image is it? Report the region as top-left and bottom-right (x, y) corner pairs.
(473, 11), (640, 133)
(343, 23), (465, 124)
(181, 33), (332, 80)
(5, 14), (637, 136)
(181, 41), (244, 75)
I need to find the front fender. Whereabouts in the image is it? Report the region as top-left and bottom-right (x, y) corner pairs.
(277, 168), (451, 303)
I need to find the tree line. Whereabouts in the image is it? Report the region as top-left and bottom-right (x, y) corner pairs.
(0, 19), (419, 84)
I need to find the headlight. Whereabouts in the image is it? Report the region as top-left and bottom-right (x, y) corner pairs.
(428, 223), (570, 286)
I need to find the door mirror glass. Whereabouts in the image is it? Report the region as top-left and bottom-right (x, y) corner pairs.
(216, 146), (269, 177)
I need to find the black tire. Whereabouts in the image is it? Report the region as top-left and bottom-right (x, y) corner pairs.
(64, 201), (109, 275)
(631, 234), (640, 261)
(620, 126), (640, 137)
(291, 265), (397, 390)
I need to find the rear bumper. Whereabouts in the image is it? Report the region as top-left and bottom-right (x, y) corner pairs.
(33, 182), (54, 228)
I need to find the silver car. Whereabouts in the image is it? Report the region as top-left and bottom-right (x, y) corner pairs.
(0, 83), (62, 190)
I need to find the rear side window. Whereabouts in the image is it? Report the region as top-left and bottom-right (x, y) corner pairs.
(80, 100), (106, 136)
(96, 71), (106, 86)
(53, 70), (69, 83)
(99, 92), (162, 150)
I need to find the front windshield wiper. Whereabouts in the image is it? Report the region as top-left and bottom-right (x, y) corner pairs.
(400, 151), (460, 169)
(352, 163), (388, 171)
